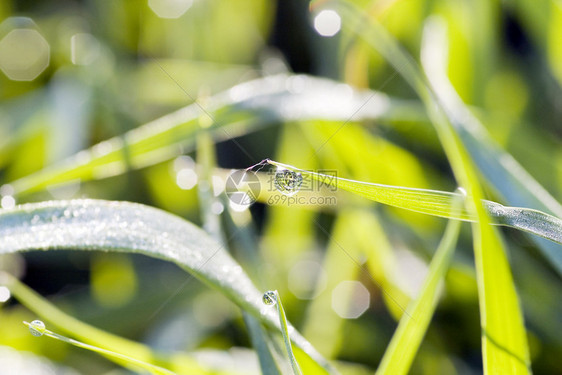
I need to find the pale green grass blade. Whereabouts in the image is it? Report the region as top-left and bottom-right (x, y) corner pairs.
(5, 75), (393, 198)
(2, 272), (212, 374)
(196, 128), (283, 375)
(22, 320), (174, 375)
(376, 207), (462, 375)
(267, 160), (562, 245)
(302, 210), (367, 358)
(329, 2), (532, 373)
(263, 291), (303, 375)
(5, 74), (559, 271)
(243, 315), (282, 375)
(419, 15), (562, 275)
(0, 199), (333, 374)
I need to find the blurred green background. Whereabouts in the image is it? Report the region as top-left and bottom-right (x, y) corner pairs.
(0, 0), (561, 374)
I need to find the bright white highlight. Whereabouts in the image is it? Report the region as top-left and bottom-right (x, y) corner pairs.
(313, 10), (342, 37)
(0, 286), (10, 302)
(176, 168), (198, 190)
(331, 280), (370, 319)
(1, 195), (15, 209)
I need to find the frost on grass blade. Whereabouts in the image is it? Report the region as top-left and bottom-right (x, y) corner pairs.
(0, 199), (333, 374)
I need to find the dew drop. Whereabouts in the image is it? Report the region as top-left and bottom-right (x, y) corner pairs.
(29, 320), (46, 337)
(274, 169), (303, 196)
(262, 290), (277, 306)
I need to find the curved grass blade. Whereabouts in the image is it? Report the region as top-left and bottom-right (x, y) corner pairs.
(0, 199), (334, 374)
(23, 320), (174, 375)
(196, 133), (282, 375)
(267, 160), (562, 245)
(1, 271), (215, 374)
(376, 203), (462, 375)
(5, 71), (558, 271)
(5, 75), (394, 198)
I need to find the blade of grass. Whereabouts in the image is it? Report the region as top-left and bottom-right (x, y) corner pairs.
(22, 320), (174, 375)
(266, 160), (562, 245)
(5, 71), (558, 272)
(243, 314), (283, 375)
(263, 291), (303, 375)
(419, 15), (562, 275)
(303, 210), (368, 358)
(1, 272), (213, 374)
(376, 201), (462, 375)
(196, 125), (283, 375)
(329, 2), (532, 373)
(5, 75), (393, 198)
(0, 199), (333, 374)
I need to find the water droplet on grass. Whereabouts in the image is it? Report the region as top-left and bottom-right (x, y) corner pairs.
(262, 290), (277, 306)
(29, 320), (46, 337)
(274, 169), (303, 196)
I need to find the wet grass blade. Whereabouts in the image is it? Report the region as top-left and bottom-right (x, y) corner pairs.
(267, 160), (562, 245)
(331, 2), (532, 373)
(0, 199), (333, 374)
(243, 315), (283, 375)
(262, 291), (303, 375)
(2, 272), (209, 374)
(22, 320), (175, 375)
(196, 128), (283, 375)
(419, 17), (562, 275)
(5, 75), (393, 198)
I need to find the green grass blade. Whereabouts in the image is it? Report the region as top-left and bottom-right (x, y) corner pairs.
(302, 210), (368, 358)
(2, 272), (211, 374)
(22, 320), (174, 375)
(5, 75), (393, 198)
(330, 2), (532, 373)
(0, 199), (333, 374)
(376, 206), (462, 375)
(263, 291), (303, 375)
(267, 160), (562, 244)
(195, 128), (283, 375)
(419, 17), (562, 274)
(243, 315), (283, 375)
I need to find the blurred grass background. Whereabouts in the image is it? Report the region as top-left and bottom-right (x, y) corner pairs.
(0, 0), (561, 374)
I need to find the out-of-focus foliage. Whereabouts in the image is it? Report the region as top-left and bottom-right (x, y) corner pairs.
(0, 0), (561, 374)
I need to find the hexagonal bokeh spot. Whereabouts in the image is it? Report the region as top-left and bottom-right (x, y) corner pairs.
(149, 0), (193, 19)
(288, 259), (327, 300)
(0, 28), (50, 81)
(331, 280), (370, 319)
